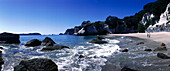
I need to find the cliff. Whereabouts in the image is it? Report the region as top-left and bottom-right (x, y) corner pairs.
(64, 0), (170, 35)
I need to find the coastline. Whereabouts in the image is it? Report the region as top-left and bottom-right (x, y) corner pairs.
(101, 32), (170, 71)
(108, 32), (170, 47)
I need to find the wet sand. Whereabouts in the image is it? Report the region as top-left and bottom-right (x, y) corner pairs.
(101, 32), (170, 71)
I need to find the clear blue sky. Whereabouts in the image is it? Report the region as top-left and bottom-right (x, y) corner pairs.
(0, 0), (157, 34)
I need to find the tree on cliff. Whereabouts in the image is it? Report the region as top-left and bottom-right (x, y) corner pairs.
(105, 16), (120, 29)
(137, 24), (145, 33)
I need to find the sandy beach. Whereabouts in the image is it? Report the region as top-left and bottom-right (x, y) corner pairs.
(108, 32), (170, 47)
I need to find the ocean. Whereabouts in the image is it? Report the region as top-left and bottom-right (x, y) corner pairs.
(0, 35), (169, 71)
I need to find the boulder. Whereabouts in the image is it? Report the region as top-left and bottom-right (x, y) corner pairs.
(25, 39), (42, 47)
(157, 53), (170, 59)
(121, 67), (137, 71)
(0, 51), (4, 70)
(144, 49), (152, 51)
(89, 39), (108, 44)
(41, 45), (70, 51)
(0, 32), (20, 44)
(41, 37), (56, 46)
(120, 49), (129, 52)
(14, 58), (58, 71)
(160, 43), (166, 47)
(154, 47), (167, 51)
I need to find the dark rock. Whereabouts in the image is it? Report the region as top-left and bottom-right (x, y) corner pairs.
(0, 32), (20, 44)
(136, 42), (144, 45)
(97, 37), (105, 40)
(144, 49), (152, 51)
(154, 47), (167, 51)
(121, 49), (129, 52)
(157, 53), (170, 59)
(25, 39), (42, 47)
(14, 58), (58, 71)
(41, 37), (56, 46)
(0, 51), (4, 70)
(121, 67), (137, 71)
(41, 45), (70, 51)
(79, 55), (84, 58)
(89, 39), (108, 44)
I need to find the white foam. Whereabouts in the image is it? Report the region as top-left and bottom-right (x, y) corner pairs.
(54, 39), (120, 71)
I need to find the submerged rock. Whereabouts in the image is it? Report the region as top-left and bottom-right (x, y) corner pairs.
(97, 37), (105, 40)
(41, 37), (56, 46)
(121, 67), (137, 71)
(157, 53), (170, 59)
(154, 47), (167, 51)
(144, 49), (152, 51)
(79, 55), (85, 58)
(0, 32), (20, 44)
(41, 45), (69, 51)
(89, 39), (108, 44)
(136, 42), (144, 45)
(14, 58), (58, 71)
(25, 39), (42, 47)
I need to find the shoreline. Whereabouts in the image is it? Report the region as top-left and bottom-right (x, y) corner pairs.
(102, 34), (170, 71)
(108, 32), (170, 47)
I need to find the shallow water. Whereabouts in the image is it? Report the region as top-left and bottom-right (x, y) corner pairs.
(1, 35), (121, 71)
(1, 35), (170, 71)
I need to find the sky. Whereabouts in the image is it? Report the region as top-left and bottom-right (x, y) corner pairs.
(0, 0), (157, 34)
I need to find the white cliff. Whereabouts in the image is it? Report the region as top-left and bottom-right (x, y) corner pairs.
(146, 3), (170, 32)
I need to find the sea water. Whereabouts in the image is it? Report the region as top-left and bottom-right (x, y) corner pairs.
(1, 35), (170, 71)
(1, 35), (120, 71)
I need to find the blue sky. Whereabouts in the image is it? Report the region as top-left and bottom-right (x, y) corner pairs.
(0, 0), (157, 34)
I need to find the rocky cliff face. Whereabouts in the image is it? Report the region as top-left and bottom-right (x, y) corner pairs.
(146, 3), (170, 32)
(64, 26), (82, 35)
(64, 0), (170, 35)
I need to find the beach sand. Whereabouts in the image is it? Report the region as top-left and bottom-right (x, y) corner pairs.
(108, 32), (170, 47)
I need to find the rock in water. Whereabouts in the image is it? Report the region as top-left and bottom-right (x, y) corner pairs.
(25, 39), (42, 47)
(41, 45), (69, 51)
(89, 39), (108, 44)
(0, 32), (20, 44)
(41, 37), (56, 46)
(97, 37), (105, 40)
(121, 67), (137, 71)
(121, 49), (129, 52)
(79, 55), (85, 58)
(157, 53), (170, 59)
(160, 43), (166, 47)
(0, 51), (4, 70)
(14, 58), (58, 71)
(144, 49), (152, 51)
(154, 47), (167, 51)
(136, 42), (144, 45)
